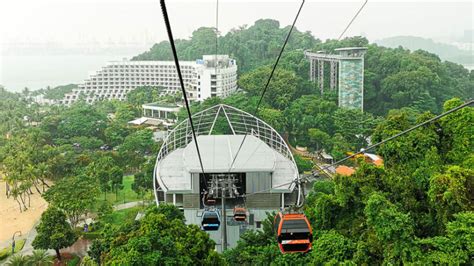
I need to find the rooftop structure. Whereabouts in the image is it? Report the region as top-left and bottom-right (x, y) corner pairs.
(335, 165), (356, 176)
(142, 102), (181, 125)
(305, 47), (367, 110)
(59, 55), (237, 105)
(157, 135), (296, 192)
(153, 104), (299, 251)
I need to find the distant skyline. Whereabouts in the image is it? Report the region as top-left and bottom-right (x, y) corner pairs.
(1, 1), (472, 47)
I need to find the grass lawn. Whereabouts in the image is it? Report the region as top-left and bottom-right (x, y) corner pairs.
(101, 206), (144, 225)
(84, 206), (144, 240)
(86, 175), (151, 240)
(97, 175), (151, 205)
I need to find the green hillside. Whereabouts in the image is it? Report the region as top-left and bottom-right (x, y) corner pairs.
(375, 35), (473, 65)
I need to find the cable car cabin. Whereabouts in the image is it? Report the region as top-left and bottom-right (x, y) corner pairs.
(206, 198), (216, 205)
(233, 207), (247, 222)
(201, 210), (220, 231)
(274, 212), (313, 253)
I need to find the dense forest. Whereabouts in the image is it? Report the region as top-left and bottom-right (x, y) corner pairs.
(0, 18), (472, 265)
(134, 19), (472, 117)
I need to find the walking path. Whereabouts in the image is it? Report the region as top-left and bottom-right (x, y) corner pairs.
(114, 201), (142, 211)
(17, 221), (43, 256)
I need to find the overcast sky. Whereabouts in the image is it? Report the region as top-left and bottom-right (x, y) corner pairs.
(1, 0), (472, 47)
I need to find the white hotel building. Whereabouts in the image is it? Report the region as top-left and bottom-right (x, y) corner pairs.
(60, 55), (238, 105)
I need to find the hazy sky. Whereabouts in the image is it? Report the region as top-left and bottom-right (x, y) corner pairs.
(1, 0), (472, 47)
(0, 0), (472, 91)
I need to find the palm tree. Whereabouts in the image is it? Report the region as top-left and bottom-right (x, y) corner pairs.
(27, 250), (53, 266)
(5, 253), (28, 266)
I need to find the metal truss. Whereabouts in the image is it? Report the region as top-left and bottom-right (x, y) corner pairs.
(154, 104), (297, 170)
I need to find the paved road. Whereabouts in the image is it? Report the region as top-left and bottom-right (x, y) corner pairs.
(18, 221), (48, 256)
(114, 201), (143, 211)
(0, 239), (14, 251)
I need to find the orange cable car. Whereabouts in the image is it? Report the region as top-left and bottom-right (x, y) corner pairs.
(274, 212), (313, 253)
(233, 207), (247, 222)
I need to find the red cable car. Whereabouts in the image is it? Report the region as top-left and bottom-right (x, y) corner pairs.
(206, 197), (216, 205)
(233, 207), (247, 222)
(274, 212), (313, 253)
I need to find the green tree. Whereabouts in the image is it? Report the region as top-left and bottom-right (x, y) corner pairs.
(43, 175), (99, 227)
(428, 166), (473, 229)
(126, 86), (164, 107)
(96, 201), (113, 219)
(109, 167), (124, 200)
(79, 256), (97, 266)
(104, 121), (130, 147)
(307, 128), (331, 151)
(238, 66), (301, 109)
(311, 230), (355, 264)
(53, 103), (107, 140)
(330, 133), (350, 161)
(439, 98), (474, 165)
(132, 165), (153, 203)
(258, 108), (286, 132)
(416, 211), (474, 264)
(118, 129), (155, 170)
(69, 136), (104, 150)
(285, 95), (337, 146)
(91, 205), (218, 265)
(333, 108), (378, 150)
(114, 103), (137, 122)
(146, 204), (185, 222)
(364, 193), (419, 264)
(381, 67), (439, 113)
(134, 19), (318, 74)
(32, 207), (77, 260)
(87, 155), (117, 199)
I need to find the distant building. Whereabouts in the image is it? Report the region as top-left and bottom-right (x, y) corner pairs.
(335, 153), (384, 177)
(335, 165), (356, 176)
(60, 55), (238, 105)
(319, 150), (334, 164)
(142, 102), (181, 125)
(362, 153), (384, 166)
(128, 102), (182, 141)
(128, 102), (182, 128)
(305, 47), (367, 111)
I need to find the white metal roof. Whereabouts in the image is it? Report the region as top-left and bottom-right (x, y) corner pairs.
(153, 104), (299, 198)
(156, 135), (296, 192)
(365, 153), (382, 161)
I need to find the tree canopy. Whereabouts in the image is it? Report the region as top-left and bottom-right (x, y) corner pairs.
(32, 207), (77, 260)
(89, 205), (220, 265)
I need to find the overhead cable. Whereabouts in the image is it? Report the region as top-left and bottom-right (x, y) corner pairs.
(160, 0), (206, 175)
(337, 0), (368, 40)
(245, 99), (473, 197)
(226, 0), (306, 174)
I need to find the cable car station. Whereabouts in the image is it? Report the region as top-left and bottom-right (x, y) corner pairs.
(154, 104), (300, 251)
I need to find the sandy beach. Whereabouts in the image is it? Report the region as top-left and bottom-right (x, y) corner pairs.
(0, 181), (48, 243)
